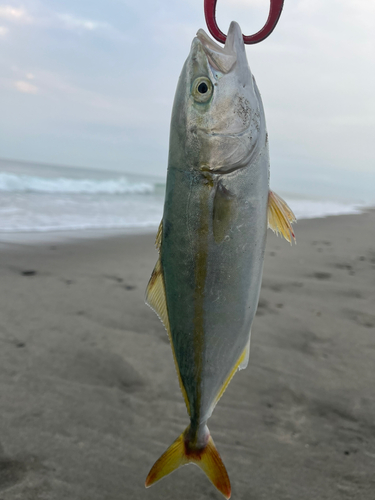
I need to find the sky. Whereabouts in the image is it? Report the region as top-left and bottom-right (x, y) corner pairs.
(0, 0), (374, 199)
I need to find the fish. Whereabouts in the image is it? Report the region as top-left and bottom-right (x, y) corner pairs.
(145, 21), (295, 499)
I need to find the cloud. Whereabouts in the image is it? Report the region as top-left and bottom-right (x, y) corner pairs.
(0, 0), (373, 181)
(57, 13), (107, 32)
(53, 12), (128, 41)
(0, 4), (127, 45)
(0, 5), (112, 34)
(0, 5), (32, 23)
(15, 80), (38, 94)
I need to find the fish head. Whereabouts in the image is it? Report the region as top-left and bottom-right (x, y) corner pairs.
(170, 21), (266, 173)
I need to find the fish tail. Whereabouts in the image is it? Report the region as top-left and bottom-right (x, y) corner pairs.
(145, 425), (231, 499)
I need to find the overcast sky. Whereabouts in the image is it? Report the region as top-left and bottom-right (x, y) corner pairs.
(0, 0), (374, 195)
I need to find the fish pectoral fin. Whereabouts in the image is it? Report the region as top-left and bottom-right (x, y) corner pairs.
(267, 190), (296, 244)
(145, 258), (190, 415)
(145, 426), (231, 499)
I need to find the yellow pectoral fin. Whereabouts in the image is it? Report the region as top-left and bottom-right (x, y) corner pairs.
(145, 258), (190, 415)
(268, 190), (296, 244)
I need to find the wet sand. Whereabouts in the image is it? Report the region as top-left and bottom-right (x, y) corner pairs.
(0, 211), (374, 499)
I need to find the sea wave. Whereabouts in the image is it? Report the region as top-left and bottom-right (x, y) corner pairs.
(286, 198), (364, 220)
(0, 220), (160, 232)
(0, 172), (154, 194)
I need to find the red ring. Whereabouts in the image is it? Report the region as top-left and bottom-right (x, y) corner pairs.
(204, 0), (284, 45)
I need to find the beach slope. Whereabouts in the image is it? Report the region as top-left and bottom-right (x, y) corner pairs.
(0, 211), (374, 499)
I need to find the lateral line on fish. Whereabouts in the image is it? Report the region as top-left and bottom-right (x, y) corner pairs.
(192, 182), (212, 428)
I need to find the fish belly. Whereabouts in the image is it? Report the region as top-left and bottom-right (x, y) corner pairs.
(161, 157), (268, 425)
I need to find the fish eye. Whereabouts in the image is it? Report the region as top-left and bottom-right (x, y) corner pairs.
(192, 77), (213, 103)
(198, 82), (208, 94)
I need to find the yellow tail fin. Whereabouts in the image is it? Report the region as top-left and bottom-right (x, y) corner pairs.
(145, 426), (231, 499)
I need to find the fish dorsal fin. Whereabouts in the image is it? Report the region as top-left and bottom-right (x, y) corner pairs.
(268, 190), (296, 244)
(145, 257), (190, 415)
(155, 220), (163, 252)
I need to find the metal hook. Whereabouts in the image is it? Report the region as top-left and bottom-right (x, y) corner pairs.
(204, 0), (284, 45)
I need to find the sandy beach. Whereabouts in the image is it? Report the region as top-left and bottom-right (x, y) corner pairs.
(0, 211), (374, 499)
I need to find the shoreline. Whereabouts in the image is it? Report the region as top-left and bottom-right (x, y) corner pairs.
(0, 225), (158, 248)
(0, 205), (372, 248)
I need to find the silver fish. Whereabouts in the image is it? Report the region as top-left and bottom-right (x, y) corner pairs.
(145, 21), (295, 499)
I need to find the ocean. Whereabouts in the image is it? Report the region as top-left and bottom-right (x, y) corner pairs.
(0, 158), (370, 237)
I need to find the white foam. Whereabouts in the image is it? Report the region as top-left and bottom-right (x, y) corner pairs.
(0, 172), (154, 194)
(0, 192), (163, 233)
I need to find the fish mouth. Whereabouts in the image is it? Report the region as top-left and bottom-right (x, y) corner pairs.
(195, 21), (243, 74)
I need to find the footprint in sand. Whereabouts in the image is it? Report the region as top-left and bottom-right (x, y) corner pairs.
(263, 280), (304, 292)
(40, 348), (145, 392)
(312, 272), (332, 280)
(21, 270), (36, 276)
(256, 298), (272, 316)
(104, 275), (136, 290)
(335, 263), (353, 271)
(0, 457), (27, 492)
(104, 275), (124, 283)
(312, 240), (332, 253)
(278, 329), (327, 356)
(312, 240), (331, 246)
(340, 289), (363, 299)
(334, 263), (355, 275)
(345, 310), (375, 329)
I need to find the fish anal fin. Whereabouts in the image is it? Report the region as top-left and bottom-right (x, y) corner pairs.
(268, 190), (296, 244)
(145, 426), (231, 499)
(211, 340), (250, 413)
(238, 336), (250, 371)
(145, 259), (190, 415)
